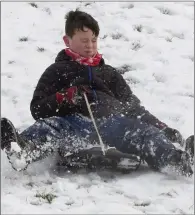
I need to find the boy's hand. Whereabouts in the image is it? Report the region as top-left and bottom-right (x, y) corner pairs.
(56, 86), (90, 105)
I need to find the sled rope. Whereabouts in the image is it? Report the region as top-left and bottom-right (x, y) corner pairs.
(83, 92), (106, 155)
(83, 93), (143, 171)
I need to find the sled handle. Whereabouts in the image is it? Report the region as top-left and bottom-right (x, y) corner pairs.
(83, 92), (106, 155)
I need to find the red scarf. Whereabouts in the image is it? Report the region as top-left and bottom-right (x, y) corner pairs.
(65, 48), (102, 66)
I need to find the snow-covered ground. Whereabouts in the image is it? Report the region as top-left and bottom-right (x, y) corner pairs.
(1, 2), (194, 214)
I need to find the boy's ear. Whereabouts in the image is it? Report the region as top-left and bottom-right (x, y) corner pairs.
(63, 35), (70, 47)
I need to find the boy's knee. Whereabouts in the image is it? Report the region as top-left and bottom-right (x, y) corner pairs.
(142, 126), (161, 137)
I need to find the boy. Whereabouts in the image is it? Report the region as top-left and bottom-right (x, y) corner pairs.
(1, 10), (194, 175)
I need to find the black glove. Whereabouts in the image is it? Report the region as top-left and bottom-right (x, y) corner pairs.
(162, 127), (184, 146)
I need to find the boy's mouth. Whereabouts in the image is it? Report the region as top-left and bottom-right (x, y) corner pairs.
(84, 51), (94, 57)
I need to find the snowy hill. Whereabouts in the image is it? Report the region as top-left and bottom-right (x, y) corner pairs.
(1, 2), (194, 214)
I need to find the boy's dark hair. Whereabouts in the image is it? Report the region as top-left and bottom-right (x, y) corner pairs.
(65, 10), (100, 38)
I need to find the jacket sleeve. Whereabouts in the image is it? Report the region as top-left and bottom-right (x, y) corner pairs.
(110, 70), (168, 129)
(30, 65), (75, 120)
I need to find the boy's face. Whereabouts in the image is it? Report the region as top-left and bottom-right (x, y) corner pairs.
(64, 27), (98, 57)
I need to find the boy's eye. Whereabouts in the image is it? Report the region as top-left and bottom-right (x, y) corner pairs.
(81, 39), (97, 43)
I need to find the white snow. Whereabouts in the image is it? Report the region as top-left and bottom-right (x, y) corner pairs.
(1, 2), (194, 214)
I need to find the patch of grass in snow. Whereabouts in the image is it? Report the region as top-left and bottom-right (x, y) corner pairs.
(117, 64), (135, 74)
(8, 60), (15, 64)
(173, 32), (185, 40)
(26, 182), (34, 187)
(134, 200), (151, 207)
(111, 33), (129, 41)
(19, 37), (28, 42)
(29, 2), (38, 8)
(159, 189), (178, 198)
(101, 34), (108, 39)
(127, 4), (134, 9)
(84, 3), (92, 7)
(111, 32), (123, 40)
(188, 55), (194, 62)
(44, 7), (52, 15)
(65, 199), (75, 206)
(172, 208), (186, 214)
(122, 3), (134, 9)
(165, 33), (185, 44)
(37, 47), (45, 52)
(165, 36), (173, 42)
(35, 192), (57, 204)
(160, 192), (174, 198)
(133, 24), (143, 33)
(131, 41), (143, 51)
(157, 7), (174, 15)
